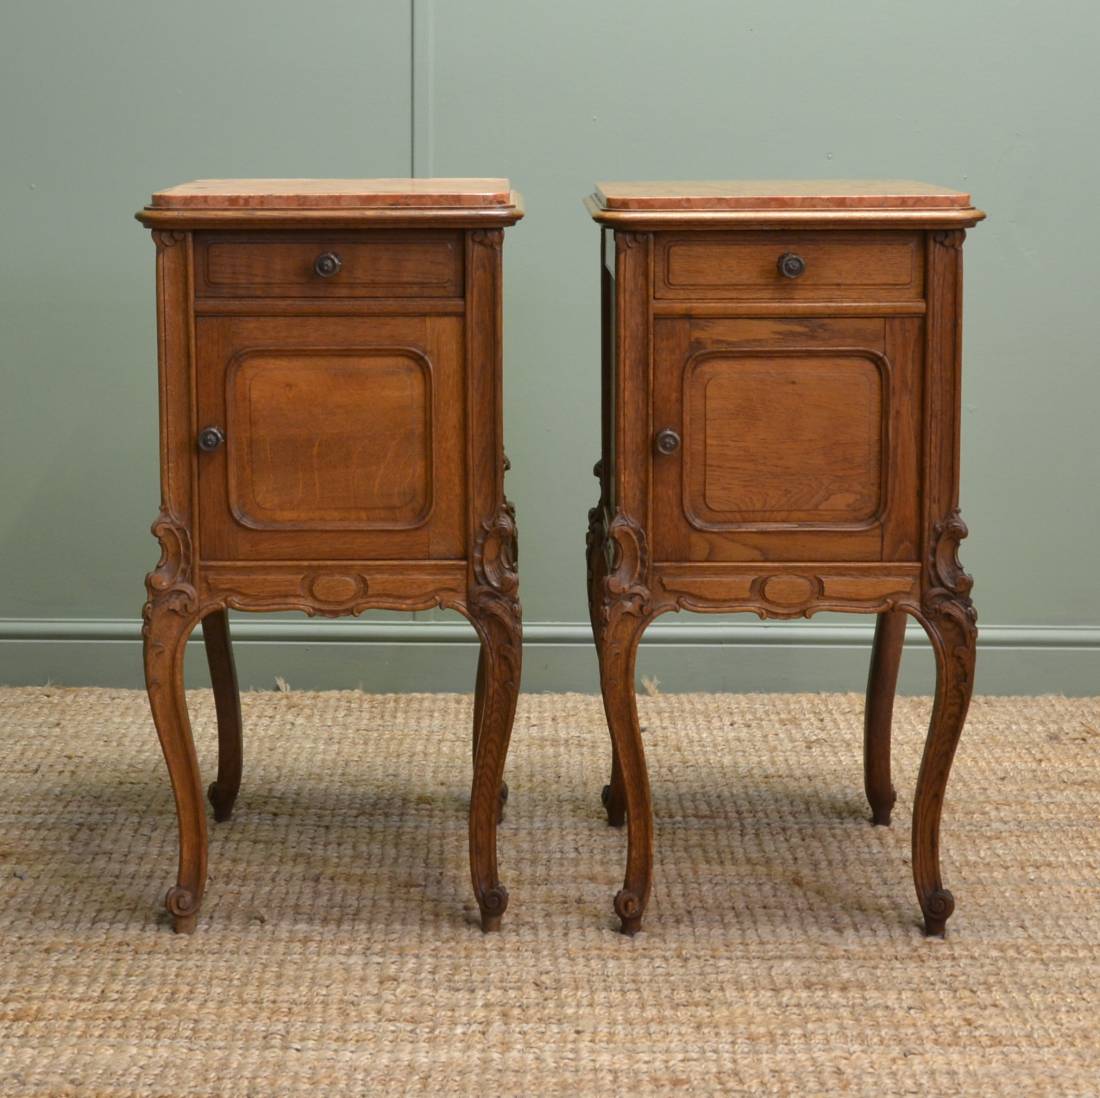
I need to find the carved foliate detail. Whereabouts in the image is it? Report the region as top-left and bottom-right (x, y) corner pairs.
(470, 228), (503, 252)
(468, 499), (521, 664)
(468, 496), (522, 686)
(919, 507), (978, 779)
(616, 232), (647, 253)
(586, 501), (607, 587)
(598, 511), (652, 663)
(601, 512), (649, 619)
(472, 503), (519, 604)
(142, 510), (197, 634)
(932, 230), (965, 249)
(585, 473), (609, 652)
(924, 509), (977, 644)
(151, 230), (186, 251)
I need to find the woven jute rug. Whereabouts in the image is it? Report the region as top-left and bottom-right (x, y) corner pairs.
(1, 687), (1099, 1096)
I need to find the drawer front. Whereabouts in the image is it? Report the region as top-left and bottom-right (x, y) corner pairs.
(651, 316), (922, 563)
(195, 314), (465, 561)
(654, 231), (923, 302)
(195, 231), (464, 298)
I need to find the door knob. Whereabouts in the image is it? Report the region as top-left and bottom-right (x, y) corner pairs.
(313, 252), (342, 278)
(197, 425), (225, 452)
(777, 252), (806, 279)
(655, 428), (681, 455)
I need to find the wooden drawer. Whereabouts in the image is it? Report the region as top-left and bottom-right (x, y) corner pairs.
(654, 231), (924, 302)
(194, 231), (464, 298)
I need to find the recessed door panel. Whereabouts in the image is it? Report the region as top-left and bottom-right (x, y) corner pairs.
(227, 348), (432, 529)
(686, 350), (885, 525)
(197, 315), (464, 561)
(652, 316), (920, 562)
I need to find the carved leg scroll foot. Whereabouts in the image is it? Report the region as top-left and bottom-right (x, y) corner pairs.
(599, 604), (654, 936)
(202, 609), (243, 824)
(864, 609), (906, 827)
(912, 511), (977, 937)
(144, 598), (208, 934)
(467, 507), (521, 933)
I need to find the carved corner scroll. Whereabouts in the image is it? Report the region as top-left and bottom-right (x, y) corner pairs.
(599, 511), (652, 656)
(142, 509), (197, 635)
(469, 501), (521, 645)
(923, 508), (977, 645)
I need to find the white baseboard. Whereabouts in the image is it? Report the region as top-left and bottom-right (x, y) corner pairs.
(0, 618), (1096, 694)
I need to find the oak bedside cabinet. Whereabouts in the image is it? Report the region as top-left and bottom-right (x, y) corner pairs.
(584, 181), (985, 936)
(136, 179), (523, 933)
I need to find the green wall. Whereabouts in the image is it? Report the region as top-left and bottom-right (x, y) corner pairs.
(1, 0), (1097, 693)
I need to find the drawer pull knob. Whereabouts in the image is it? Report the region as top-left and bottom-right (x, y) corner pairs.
(197, 425), (225, 452)
(655, 428), (681, 455)
(313, 252), (342, 278)
(777, 252), (806, 279)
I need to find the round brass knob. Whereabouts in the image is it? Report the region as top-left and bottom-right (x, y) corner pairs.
(313, 252), (342, 278)
(655, 428), (681, 455)
(777, 252), (806, 279)
(197, 425), (225, 452)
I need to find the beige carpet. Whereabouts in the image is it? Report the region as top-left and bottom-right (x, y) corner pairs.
(1, 687), (1099, 1096)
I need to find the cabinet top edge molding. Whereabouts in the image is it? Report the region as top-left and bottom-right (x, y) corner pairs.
(596, 179), (971, 210)
(152, 178), (514, 209)
(587, 180), (984, 228)
(138, 179), (524, 229)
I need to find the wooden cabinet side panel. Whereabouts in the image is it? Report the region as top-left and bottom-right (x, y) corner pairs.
(464, 230), (505, 549)
(612, 232), (653, 526)
(150, 231), (198, 564)
(923, 232), (965, 550)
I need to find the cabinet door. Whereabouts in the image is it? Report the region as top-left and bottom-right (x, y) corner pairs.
(195, 315), (464, 561)
(651, 316), (921, 563)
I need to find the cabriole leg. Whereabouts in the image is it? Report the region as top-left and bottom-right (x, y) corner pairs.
(911, 594), (977, 936)
(473, 641), (508, 823)
(465, 589), (521, 933)
(598, 603), (654, 935)
(864, 609), (906, 826)
(144, 601), (207, 933)
(201, 609), (243, 823)
(587, 497), (625, 826)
